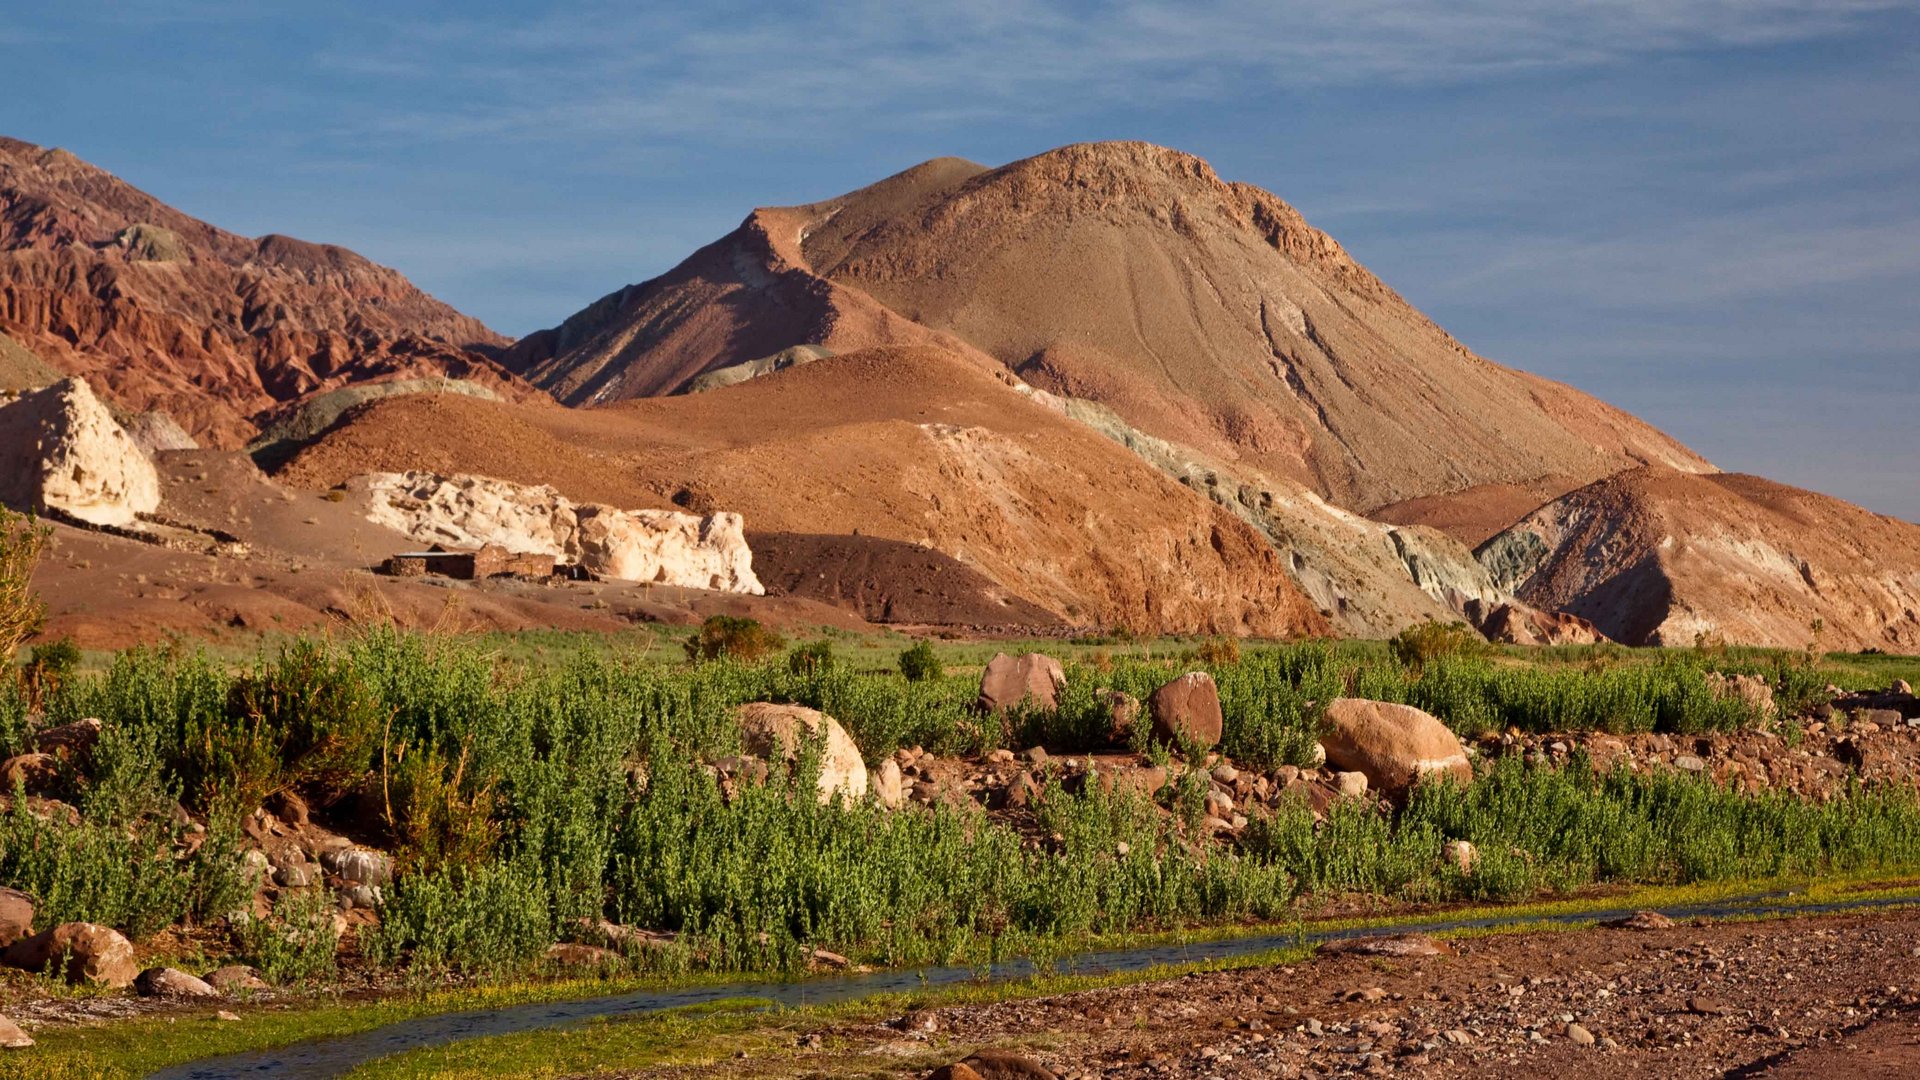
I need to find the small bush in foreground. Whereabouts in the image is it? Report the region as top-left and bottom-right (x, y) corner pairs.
(236, 887), (340, 983)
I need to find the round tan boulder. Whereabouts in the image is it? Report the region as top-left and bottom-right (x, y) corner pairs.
(135, 966), (219, 998)
(0, 1012), (31, 1049)
(205, 964), (270, 993)
(977, 653), (1066, 715)
(0, 888), (32, 947)
(1148, 672), (1224, 749)
(1, 922), (137, 988)
(735, 702), (869, 804)
(1320, 698), (1472, 796)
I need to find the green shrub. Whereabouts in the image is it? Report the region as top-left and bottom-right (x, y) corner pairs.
(23, 636), (81, 696)
(898, 641), (943, 682)
(1389, 620), (1487, 674)
(684, 616), (784, 663)
(366, 858), (554, 974)
(785, 640), (836, 677)
(235, 887), (340, 983)
(0, 798), (206, 937)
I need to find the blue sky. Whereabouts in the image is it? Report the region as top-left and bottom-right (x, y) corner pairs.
(4, 2), (1916, 520)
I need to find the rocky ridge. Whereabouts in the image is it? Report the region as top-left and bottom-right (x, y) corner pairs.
(0, 136), (518, 448)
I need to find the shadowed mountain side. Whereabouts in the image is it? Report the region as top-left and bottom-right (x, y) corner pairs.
(1481, 467), (1920, 651)
(277, 345), (1330, 637)
(747, 531), (1066, 630)
(0, 136), (520, 447)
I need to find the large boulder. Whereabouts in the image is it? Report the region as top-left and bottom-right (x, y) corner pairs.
(0, 888), (32, 946)
(0, 377), (160, 526)
(1321, 698), (1472, 796)
(1148, 672), (1224, 749)
(573, 505), (760, 591)
(734, 703), (869, 803)
(360, 471), (763, 592)
(976, 653), (1066, 715)
(32, 717), (102, 764)
(1, 922), (138, 988)
(1706, 672), (1777, 721)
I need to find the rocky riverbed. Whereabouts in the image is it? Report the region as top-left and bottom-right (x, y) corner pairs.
(662, 906), (1920, 1079)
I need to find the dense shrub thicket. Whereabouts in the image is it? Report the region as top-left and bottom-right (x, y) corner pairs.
(1, 629), (1907, 978)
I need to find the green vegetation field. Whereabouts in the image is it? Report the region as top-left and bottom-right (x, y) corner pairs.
(6, 622), (1920, 989)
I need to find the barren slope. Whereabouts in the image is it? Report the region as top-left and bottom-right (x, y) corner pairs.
(1481, 467), (1920, 650)
(0, 136), (518, 447)
(281, 345), (1331, 637)
(507, 142), (1709, 512)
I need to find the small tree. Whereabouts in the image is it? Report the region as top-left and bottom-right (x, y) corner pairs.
(1388, 620), (1486, 674)
(786, 639), (836, 677)
(0, 507), (50, 663)
(898, 640), (943, 682)
(684, 615), (784, 662)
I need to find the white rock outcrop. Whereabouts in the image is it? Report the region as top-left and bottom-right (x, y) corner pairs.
(0, 378), (160, 527)
(360, 471), (763, 593)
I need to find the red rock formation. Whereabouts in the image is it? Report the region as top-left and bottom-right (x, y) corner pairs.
(0, 137), (518, 447)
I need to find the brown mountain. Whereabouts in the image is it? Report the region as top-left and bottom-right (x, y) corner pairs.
(0, 136), (517, 447)
(1481, 467), (1920, 651)
(505, 142), (1709, 514)
(277, 344), (1331, 638)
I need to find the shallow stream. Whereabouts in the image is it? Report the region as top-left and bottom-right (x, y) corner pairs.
(152, 889), (1919, 1079)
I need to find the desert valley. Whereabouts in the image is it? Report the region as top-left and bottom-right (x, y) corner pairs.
(0, 119), (1918, 1080)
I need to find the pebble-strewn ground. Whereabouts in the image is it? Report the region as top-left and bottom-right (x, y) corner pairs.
(628, 907), (1920, 1079)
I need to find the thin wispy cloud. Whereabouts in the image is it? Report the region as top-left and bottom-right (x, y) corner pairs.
(309, 1), (1905, 147)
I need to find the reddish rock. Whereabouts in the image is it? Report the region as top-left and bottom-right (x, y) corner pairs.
(977, 653), (1066, 715)
(1321, 698), (1472, 796)
(1, 922), (137, 987)
(31, 717), (102, 762)
(0, 753), (58, 795)
(1148, 672), (1224, 749)
(954, 1049), (1059, 1079)
(0, 136), (517, 449)
(1467, 600), (1607, 646)
(1604, 910), (1676, 931)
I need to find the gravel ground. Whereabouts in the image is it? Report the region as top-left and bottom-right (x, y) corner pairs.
(636, 907), (1920, 1079)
